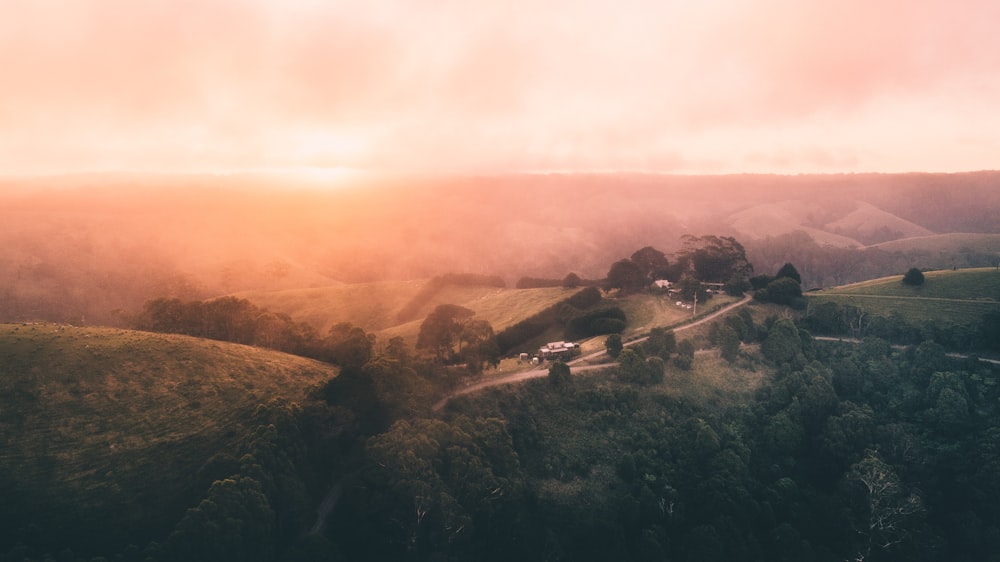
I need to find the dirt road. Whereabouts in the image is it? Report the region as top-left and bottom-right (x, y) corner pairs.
(432, 295), (753, 411)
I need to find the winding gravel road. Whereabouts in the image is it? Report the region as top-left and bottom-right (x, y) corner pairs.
(432, 295), (753, 410)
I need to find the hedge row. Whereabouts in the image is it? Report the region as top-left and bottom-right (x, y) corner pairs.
(495, 287), (608, 353)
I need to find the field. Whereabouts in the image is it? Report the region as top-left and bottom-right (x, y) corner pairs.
(236, 280), (427, 333)
(615, 292), (739, 337)
(806, 267), (1000, 326)
(0, 324), (336, 547)
(869, 232), (1000, 254)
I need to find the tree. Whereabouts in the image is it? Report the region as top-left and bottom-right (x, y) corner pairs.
(459, 319), (499, 373)
(719, 325), (740, 363)
(605, 259), (646, 294)
(323, 323), (374, 369)
(761, 318), (805, 369)
(677, 274), (707, 302)
(548, 361), (572, 388)
(848, 451), (923, 560)
(416, 304), (476, 362)
(618, 348), (662, 384)
(630, 246), (671, 282)
(680, 235), (753, 283)
(643, 327), (676, 360)
(902, 268), (924, 286)
(675, 339), (695, 370)
(605, 333), (623, 359)
(167, 477), (276, 562)
(757, 277), (803, 307)
(562, 272), (582, 288)
(775, 263), (802, 285)
(618, 348), (644, 382)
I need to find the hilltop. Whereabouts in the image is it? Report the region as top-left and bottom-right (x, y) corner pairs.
(0, 324), (336, 552)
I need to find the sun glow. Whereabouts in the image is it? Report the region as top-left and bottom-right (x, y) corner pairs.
(291, 166), (368, 184)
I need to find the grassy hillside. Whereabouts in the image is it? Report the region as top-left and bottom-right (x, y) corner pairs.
(868, 232), (1000, 254)
(0, 324), (336, 549)
(824, 200), (934, 242)
(241, 281), (581, 345)
(615, 293), (740, 337)
(236, 280), (426, 333)
(806, 267), (1000, 326)
(726, 201), (863, 247)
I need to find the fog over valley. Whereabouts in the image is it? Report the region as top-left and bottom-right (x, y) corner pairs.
(2, 172), (997, 327)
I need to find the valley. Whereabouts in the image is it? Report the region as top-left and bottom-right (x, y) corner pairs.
(1, 172), (999, 562)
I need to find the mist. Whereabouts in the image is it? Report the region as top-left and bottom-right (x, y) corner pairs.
(1, 171), (997, 327)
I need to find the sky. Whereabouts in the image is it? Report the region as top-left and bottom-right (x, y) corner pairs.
(2, 0), (999, 176)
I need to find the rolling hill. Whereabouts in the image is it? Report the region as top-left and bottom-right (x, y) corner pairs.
(805, 267), (1000, 327)
(0, 324), (336, 551)
(868, 232), (1000, 254)
(239, 281), (582, 345)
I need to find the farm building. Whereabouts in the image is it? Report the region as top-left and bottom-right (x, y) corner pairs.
(539, 341), (579, 359)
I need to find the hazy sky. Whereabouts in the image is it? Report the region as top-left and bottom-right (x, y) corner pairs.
(3, 0), (999, 175)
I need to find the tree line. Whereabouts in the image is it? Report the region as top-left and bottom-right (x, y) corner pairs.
(132, 296), (376, 369)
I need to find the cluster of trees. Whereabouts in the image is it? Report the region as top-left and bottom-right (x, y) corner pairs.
(567, 306), (628, 339)
(801, 300), (1000, 353)
(604, 247), (672, 294)
(2, 399), (340, 562)
(415, 304), (500, 373)
(494, 287), (604, 354)
(677, 235), (754, 288)
(135, 296), (314, 350)
(431, 319), (1000, 561)
(133, 296), (376, 369)
(605, 238), (753, 298)
(752, 262), (805, 308)
(515, 272), (594, 289)
(165, 401), (318, 562)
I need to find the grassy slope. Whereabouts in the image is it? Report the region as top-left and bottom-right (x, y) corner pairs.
(806, 267), (1000, 325)
(0, 324), (336, 543)
(868, 232), (1000, 253)
(824, 200), (934, 239)
(616, 293), (739, 337)
(236, 280), (426, 333)
(242, 281), (580, 346)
